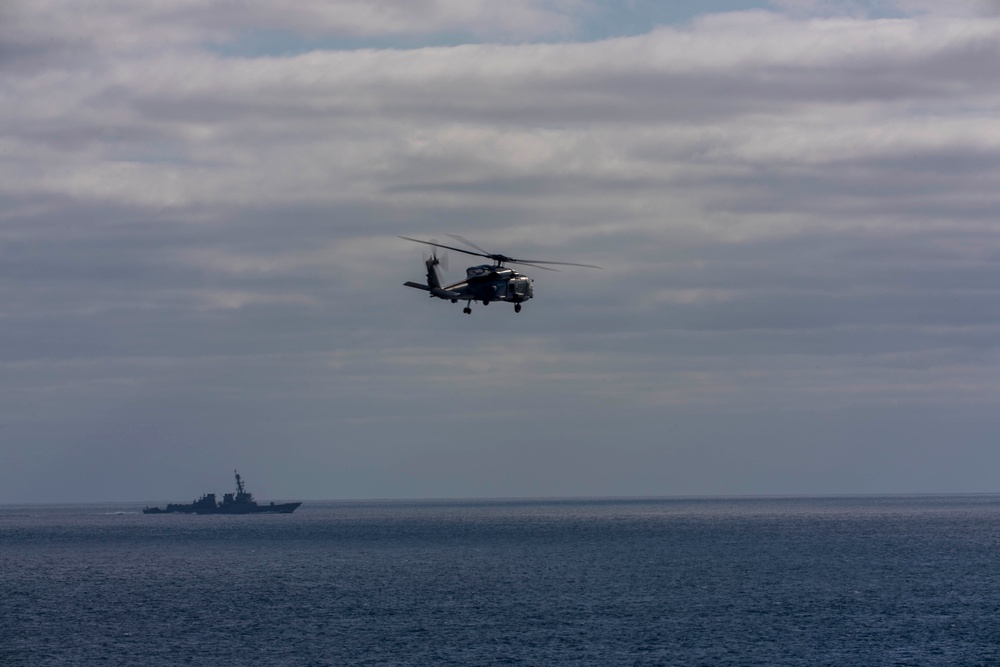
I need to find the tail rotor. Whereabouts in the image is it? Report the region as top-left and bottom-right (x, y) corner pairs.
(425, 239), (448, 272)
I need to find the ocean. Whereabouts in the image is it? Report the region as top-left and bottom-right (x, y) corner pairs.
(3, 496), (1000, 666)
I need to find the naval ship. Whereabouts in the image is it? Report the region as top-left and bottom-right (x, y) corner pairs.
(143, 471), (301, 514)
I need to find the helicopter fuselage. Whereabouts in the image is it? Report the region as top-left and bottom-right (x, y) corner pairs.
(461, 265), (533, 302)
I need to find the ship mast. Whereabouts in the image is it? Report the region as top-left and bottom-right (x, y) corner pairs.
(235, 470), (245, 496)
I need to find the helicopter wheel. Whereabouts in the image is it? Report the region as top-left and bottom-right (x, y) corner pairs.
(514, 303), (521, 313)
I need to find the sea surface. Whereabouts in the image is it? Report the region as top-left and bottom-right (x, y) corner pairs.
(3, 496), (1000, 666)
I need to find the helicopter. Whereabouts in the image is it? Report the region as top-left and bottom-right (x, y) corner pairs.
(401, 234), (601, 314)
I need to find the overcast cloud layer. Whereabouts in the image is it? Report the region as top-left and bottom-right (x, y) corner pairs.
(3, 0), (1000, 502)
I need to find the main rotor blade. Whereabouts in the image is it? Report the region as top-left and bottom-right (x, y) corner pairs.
(507, 260), (557, 271)
(447, 234), (601, 268)
(507, 259), (603, 269)
(399, 236), (491, 260)
(446, 234), (493, 256)
(402, 235), (602, 269)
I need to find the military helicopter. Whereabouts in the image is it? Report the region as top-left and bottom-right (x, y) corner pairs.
(401, 235), (601, 314)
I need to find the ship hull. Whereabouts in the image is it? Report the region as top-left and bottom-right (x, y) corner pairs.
(195, 502), (302, 515)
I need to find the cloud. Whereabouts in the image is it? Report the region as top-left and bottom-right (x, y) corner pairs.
(0, 0), (585, 69)
(5, 11), (999, 217)
(4, 2), (1000, 499)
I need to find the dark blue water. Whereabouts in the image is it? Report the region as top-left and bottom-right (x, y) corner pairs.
(3, 496), (1000, 666)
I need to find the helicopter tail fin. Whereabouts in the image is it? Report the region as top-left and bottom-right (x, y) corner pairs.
(404, 255), (460, 299)
(403, 254), (440, 292)
(424, 255), (443, 290)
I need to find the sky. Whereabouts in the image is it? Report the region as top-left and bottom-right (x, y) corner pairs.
(3, 0), (1000, 503)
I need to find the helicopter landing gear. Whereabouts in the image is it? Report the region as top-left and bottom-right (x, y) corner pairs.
(514, 303), (522, 313)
